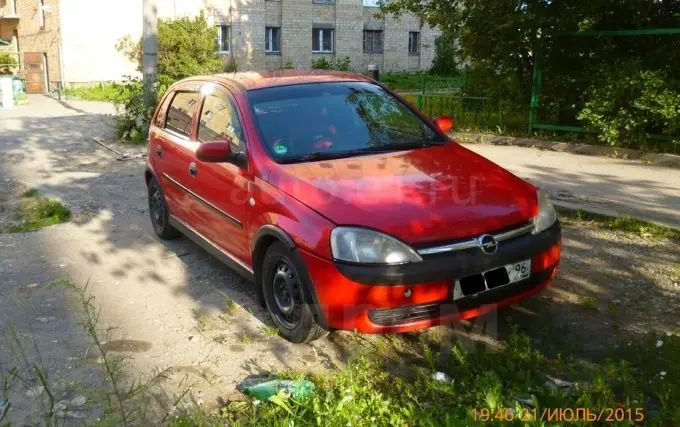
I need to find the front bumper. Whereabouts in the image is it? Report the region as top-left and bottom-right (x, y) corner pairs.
(301, 221), (561, 333)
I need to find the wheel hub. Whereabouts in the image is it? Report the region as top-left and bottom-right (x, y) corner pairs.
(272, 261), (302, 329)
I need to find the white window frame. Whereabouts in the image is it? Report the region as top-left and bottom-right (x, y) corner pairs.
(216, 25), (231, 53)
(265, 27), (281, 53)
(312, 28), (334, 53)
(362, 0), (381, 7)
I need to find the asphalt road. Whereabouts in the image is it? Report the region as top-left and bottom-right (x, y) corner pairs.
(463, 143), (680, 229)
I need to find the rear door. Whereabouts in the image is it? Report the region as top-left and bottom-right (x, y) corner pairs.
(151, 86), (201, 224)
(186, 84), (251, 263)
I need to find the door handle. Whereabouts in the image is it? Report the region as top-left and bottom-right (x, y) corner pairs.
(189, 162), (198, 177)
(156, 146), (163, 157)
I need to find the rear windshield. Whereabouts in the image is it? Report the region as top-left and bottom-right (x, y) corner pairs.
(247, 82), (445, 163)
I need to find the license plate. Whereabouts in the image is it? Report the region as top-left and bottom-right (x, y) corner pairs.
(507, 259), (531, 284)
(453, 259), (531, 301)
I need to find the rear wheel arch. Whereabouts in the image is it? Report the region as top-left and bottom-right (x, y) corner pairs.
(145, 168), (156, 186)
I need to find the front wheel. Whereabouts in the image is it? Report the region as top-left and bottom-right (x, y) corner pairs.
(261, 242), (327, 343)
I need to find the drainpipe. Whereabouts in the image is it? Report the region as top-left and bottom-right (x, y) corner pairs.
(58, 6), (65, 99)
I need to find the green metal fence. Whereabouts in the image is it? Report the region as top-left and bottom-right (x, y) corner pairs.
(402, 92), (512, 131)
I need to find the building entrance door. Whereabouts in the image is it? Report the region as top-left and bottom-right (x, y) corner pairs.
(24, 52), (47, 93)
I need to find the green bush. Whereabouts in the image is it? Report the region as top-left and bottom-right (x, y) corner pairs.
(115, 12), (225, 143)
(311, 56), (352, 71)
(578, 70), (680, 152)
(0, 52), (18, 75)
(114, 79), (153, 145)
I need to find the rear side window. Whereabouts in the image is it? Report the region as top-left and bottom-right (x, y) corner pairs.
(165, 91), (198, 137)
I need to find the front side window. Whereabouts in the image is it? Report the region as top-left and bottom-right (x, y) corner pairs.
(216, 25), (231, 52)
(409, 31), (420, 55)
(312, 28), (334, 53)
(165, 91), (199, 137)
(198, 88), (245, 155)
(248, 82), (445, 164)
(362, 0), (381, 6)
(363, 30), (383, 54)
(265, 27), (281, 53)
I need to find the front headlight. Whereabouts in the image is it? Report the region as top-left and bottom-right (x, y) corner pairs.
(330, 227), (423, 265)
(533, 190), (557, 233)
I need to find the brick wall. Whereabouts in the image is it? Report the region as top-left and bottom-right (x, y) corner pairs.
(15, 0), (61, 85)
(10, 0), (441, 87)
(258, 0), (437, 73)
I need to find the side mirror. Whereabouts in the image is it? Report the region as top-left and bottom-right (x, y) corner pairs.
(196, 140), (232, 163)
(433, 116), (454, 133)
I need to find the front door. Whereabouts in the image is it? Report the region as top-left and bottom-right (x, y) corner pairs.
(188, 85), (250, 264)
(24, 52), (46, 94)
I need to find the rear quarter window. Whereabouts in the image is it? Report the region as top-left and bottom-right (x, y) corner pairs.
(165, 91), (199, 137)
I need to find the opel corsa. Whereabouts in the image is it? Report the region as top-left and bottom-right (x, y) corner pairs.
(146, 71), (561, 343)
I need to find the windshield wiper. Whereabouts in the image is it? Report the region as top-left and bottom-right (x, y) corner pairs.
(278, 142), (446, 164)
(278, 151), (357, 164)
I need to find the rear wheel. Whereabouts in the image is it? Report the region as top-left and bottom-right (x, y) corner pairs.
(262, 242), (327, 343)
(148, 177), (179, 240)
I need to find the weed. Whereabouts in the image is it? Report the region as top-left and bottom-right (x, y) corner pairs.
(224, 299), (241, 317)
(577, 295), (599, 311)
(169, 328), (680, 426)
(557, 207), (680, 241)
(59, 279), (181, 426)
(261, 325), (279, 338)
(21, 188), (39, 198)
(240, 332), (254, 345)
(192, 308), (211, 333)
(672, 265), (680, 282)
(64, 83), (124, 102)
(4, 190), (70, 233)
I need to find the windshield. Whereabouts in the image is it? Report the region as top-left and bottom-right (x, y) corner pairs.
(247, 82), (446, 163)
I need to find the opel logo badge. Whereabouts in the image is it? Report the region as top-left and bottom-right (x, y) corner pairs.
(478, 234), (498, 255)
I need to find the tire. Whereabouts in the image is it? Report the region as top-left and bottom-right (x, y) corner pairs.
(147, 177), (179, 240)
(261, 242), (328, 343)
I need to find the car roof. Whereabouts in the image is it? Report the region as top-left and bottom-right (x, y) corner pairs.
(184, 69), (374, 91)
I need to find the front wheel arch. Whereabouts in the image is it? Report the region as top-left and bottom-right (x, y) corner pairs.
(252, 226), (328, 330)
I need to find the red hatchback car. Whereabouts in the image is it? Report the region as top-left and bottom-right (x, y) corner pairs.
(146, 70), (561, 343)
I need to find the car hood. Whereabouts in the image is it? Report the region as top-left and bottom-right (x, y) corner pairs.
(268, 143), (538, 245)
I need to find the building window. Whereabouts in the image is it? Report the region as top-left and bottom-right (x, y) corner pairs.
(265, 27), (281, 53)
(363, 30), (383, 54)
(409, 31), (420, 55)
(38, 0), (46, 30)
(312, 28), (334, 53)
(362, 0), (381, 6)
(216, 25), (231, 53)
(313, 0), (335, 4)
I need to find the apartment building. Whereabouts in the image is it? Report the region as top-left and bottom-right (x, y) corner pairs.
(0, 1), (19, 63)
(2, 0), (438, 93)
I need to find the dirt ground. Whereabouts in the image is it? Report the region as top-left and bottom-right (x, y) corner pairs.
(1, 96), (678, 424)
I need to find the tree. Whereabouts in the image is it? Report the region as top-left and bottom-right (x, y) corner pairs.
(156, 13), (225, 82)
(380, 0), (680, 102)
(380, 0), (680, 150)
(116, 12), (226, 143)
